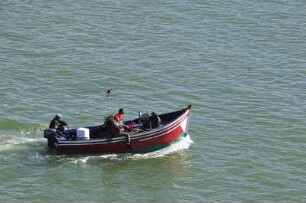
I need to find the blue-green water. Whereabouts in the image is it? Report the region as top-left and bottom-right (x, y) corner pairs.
(1, 0), (306, 202)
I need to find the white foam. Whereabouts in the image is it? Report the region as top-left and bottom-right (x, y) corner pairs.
(72, 134), (193, 163)
(134, 134), (194, 159)
(0, 134), (44, 152)
(73, 156), (91, 164)
(0, 144), (17, 152)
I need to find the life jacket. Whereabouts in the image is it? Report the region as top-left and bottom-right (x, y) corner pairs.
(114, 112), (123, 122)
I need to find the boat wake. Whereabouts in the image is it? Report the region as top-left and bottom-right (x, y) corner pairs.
(0, 117), (46, 153)
(73, 134), (194, 164)
(0, 129), (193, 164)
(0, 130), (45, 152)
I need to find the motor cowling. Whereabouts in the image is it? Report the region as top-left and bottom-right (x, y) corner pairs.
(44, 129), (58, 148)
(44, 129), (57, 139)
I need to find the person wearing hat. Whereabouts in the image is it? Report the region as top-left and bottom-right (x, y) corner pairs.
(49, 114), (69, 132)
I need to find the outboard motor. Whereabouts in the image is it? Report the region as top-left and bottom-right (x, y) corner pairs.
(43, 129), (57, 148)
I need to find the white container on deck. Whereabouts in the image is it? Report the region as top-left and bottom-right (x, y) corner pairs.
(76, 128), (90, 140)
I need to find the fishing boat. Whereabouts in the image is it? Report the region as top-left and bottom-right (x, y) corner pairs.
(43, 105), (192, 154)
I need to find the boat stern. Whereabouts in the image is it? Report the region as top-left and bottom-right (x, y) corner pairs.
(43, 129), (57, 148)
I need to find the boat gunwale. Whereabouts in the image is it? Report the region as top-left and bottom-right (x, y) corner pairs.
(56, 106), (191, 146)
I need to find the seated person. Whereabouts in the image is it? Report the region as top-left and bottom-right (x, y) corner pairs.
(113, 108), (132, 132)
(49, 114), (69, 133)
(150, 112), (162, 128)
(103, 115), (118, 140)
(104, 114), (131, 147)
(114, 108), (124, 124)
(138, 113), (151, 130)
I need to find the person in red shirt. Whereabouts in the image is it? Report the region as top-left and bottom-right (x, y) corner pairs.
(114, 108), (124, 124)
(112, 108), (132, 148)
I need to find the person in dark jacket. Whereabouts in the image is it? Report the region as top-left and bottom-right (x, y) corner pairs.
(150, 112), (162, 128)
(49, 114), (69, 132)
(103, 114), (132, 149)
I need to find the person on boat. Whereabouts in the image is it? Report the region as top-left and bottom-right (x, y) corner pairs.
(49, 114), (69, 133)
(113, 108), (132, 131)
(150, 112), (162, 128)
(104, 112), (132, 149)
(139, 113), (151, 130)
(114, 108), (124, 124)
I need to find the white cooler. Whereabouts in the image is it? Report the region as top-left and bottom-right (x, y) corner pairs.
(76, 128), (90, 140)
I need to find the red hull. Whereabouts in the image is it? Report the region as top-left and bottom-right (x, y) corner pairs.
(49, 105), (192, 154)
